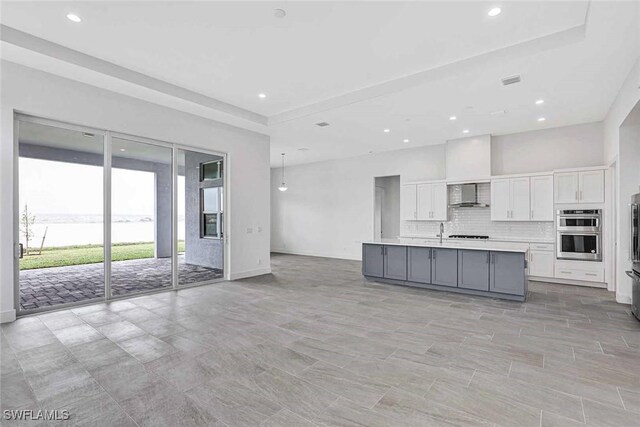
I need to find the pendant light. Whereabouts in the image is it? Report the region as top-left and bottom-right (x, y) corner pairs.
(278, 153), (288, 192)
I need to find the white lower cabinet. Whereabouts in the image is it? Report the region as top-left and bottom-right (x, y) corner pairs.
(529, 250), (555, 278)
(554, 260), (604, 283)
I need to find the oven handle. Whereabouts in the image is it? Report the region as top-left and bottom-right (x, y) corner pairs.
(557, 231), (601, 236)
(626, 270), (640, 282)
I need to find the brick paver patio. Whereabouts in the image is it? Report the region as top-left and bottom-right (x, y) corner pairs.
(19, 255), (223, 311)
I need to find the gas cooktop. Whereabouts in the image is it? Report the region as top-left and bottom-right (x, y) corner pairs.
(448, 235), (490, 240)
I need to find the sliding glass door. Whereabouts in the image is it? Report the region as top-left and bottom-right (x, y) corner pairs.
(176, 149), (225, 287)
(110, 137), (173, 297)
(15, 115), (226, 314)
(17, 120), (105, 311)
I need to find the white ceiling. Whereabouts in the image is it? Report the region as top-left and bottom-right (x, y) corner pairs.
(2, 1), (639, 167)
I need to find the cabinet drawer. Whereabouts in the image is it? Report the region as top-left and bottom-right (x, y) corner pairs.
(529, 243), (554, 252)
(555, 268), (604, 282)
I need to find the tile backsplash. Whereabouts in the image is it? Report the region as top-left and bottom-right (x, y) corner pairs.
(401, 183), (555, 241)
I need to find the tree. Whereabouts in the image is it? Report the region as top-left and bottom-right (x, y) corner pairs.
(20, 204), (36, 255)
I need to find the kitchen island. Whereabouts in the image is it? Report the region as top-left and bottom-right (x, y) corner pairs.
(362, 239), (529, 301)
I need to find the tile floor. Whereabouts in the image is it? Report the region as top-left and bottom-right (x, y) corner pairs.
(19, 255), (223, 311)
(2, 253), (640, 426)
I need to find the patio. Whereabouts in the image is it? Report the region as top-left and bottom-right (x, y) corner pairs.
(19, 255), (223, 311)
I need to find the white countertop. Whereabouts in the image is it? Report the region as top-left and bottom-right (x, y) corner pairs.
(365, 238), (529, 253)
(399, 235), (554, 244)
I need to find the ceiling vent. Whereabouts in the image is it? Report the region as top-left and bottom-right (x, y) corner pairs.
(315, 122), (330, 127)
(501, 75), (521, 86)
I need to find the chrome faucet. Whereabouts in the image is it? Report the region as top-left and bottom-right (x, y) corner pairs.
(438, 222), (444, 244)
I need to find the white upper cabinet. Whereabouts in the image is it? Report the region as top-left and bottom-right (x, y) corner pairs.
(491, 179), (510, 221)
(510, 177), (531, 221)
(402, 182), (447, 221)
(431, 183), (448, 221)
(554, 169), (604, 204)
(530, 175), (554, 221)
(579, 170), (605, 203)
(416, 184), (433, 220)
(555, 172), (579, 203)
(491, 177), (530, 221)
(400, 184), (417, 220)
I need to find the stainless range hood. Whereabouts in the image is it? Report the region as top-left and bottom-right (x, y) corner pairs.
(449, 183), (489, 208)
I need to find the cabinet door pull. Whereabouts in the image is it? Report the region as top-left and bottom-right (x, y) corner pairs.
(486, 253), (490, 264)
(531, 210), (534, 219)
(585, 273), (597, 276)
(428, 249), (432, 260)
(491, 254), (495, 264)
(560, 270), (572, 274)
(433, 250), (437, 260)
(580, 190), (583, 201)
(575, 190), (578, 201)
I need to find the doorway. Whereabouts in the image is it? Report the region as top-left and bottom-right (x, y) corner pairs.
(15, 114), (228, 314)
(373, 176), (400, 239)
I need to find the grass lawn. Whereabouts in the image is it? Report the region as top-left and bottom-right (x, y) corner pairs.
(20, 241), (186, 270)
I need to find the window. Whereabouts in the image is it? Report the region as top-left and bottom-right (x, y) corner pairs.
(201, 187), (223, 238)
(201, 160), (223, 181)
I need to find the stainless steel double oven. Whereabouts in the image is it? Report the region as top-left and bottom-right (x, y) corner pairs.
(556, 209), (602, 262)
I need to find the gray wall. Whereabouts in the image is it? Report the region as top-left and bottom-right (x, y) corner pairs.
(184, 151), (223, 270)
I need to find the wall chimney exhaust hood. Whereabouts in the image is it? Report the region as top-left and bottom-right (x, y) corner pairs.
(448, 183), (489, 208)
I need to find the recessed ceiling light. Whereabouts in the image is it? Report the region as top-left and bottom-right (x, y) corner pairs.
(535, 99), (544, 105)
(462, 129), (470, 134)
(66, 13), (82, 23)
(537, 117), (546, 122)
(403, 139), (410, 143)
(120, 148), (126, 152)
(383, 129), (390, 133)
(449, 116), (457, 121)
(488, 7), (502, 17)
(258, 93), (266, 99)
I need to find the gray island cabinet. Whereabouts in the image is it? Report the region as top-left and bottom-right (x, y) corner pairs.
(362, 242), (527, 301)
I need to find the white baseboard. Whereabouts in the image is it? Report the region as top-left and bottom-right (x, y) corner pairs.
(230, 267), (272, 281)
(271, 248), (360, 261)
(1, 309), (16, 323)
(616, 293), (632, 304)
